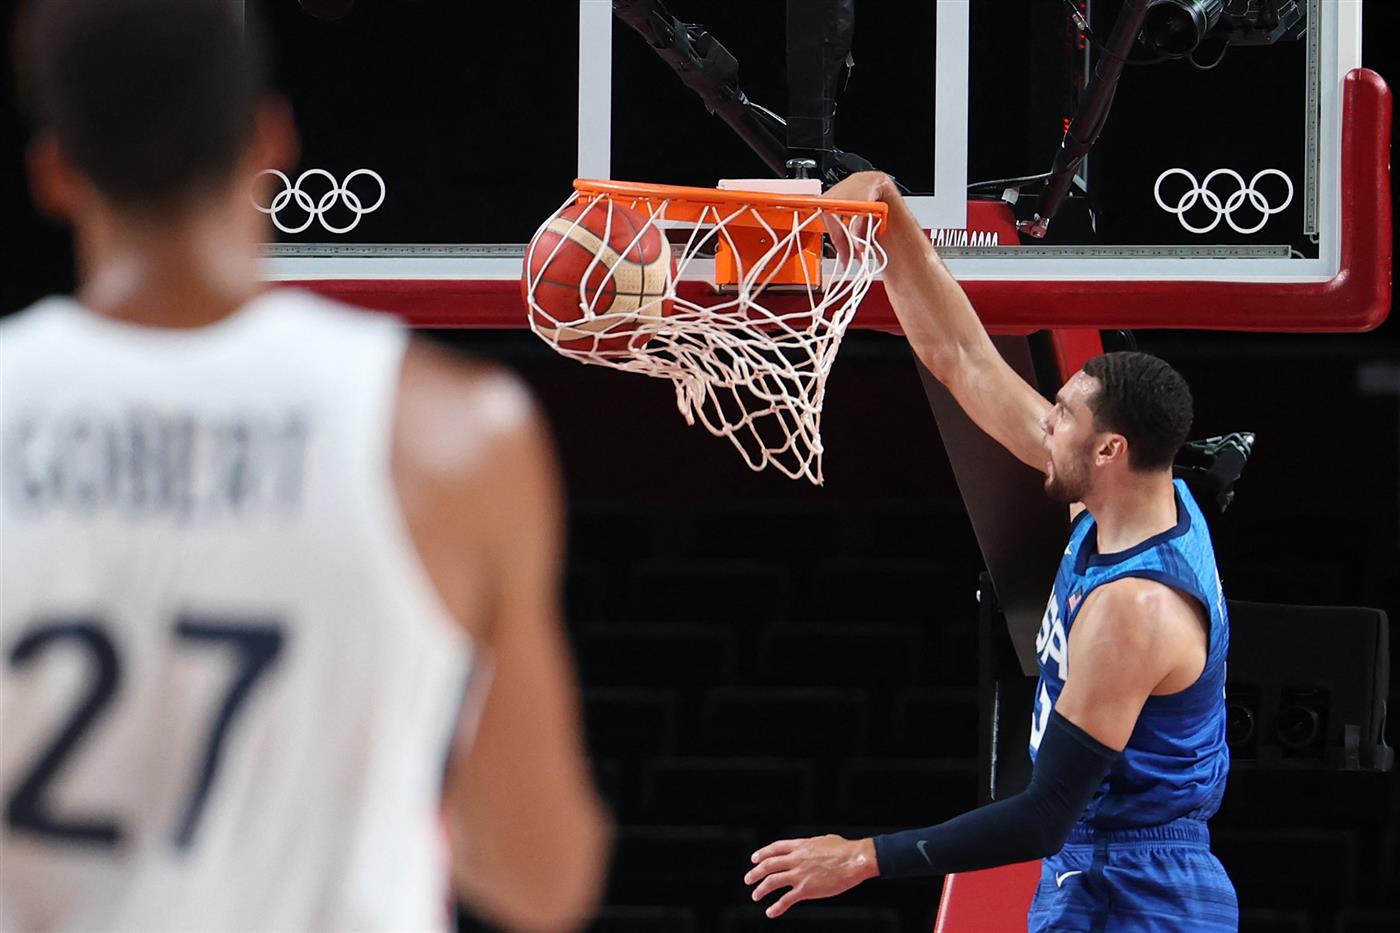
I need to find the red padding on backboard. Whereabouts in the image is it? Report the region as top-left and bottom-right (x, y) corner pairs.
(291, 69), (1390, 335)
(935, 860), (1042, 933)
(1050, 329), (1105, 379)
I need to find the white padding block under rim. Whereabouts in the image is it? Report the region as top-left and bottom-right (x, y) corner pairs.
(717, 178), (824, 196)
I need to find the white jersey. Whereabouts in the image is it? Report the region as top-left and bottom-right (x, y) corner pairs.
(0, 292), (474, 932)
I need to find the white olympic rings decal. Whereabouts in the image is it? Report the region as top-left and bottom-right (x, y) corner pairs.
(253, 168), (386, 234)
(1153, 168), (1294, 235)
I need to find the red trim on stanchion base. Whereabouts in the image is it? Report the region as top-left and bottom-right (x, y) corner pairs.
(289, 69), (1390, 335)
(934, 860), (1042, 933)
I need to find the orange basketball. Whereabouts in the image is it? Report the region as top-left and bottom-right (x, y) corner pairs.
(522, 199), (674, 354)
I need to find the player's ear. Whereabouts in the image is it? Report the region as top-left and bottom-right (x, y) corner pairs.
(246, 96), (300, 178)
(1096, 433), (1128, 467)
(27, 132), (81, 223)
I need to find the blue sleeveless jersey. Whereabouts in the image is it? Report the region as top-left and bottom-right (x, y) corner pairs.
(1028, 479), (1230, 830)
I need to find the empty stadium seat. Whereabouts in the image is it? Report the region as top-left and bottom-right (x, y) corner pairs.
(1331, 907), (1400, 932)
(568, 560), (620, 624)
(591, 758), (627, 817)
(757, 624), (923, 686)
(699, 687), (872, 757)
(576, 623), (739, 687)
(627, 560), (793, 623)
(640, 758), (815, 825)
(866, 500), (980, 562)
(584, 688), (678, 757)
(806, 559), (978, 623)
(1237, 909), (1311, 932)
(608, 827), (757, 903)
(1220, 558), (1350, 606)
(890, 687), (979, 757)
(589, 906), (700, 932)
(836, 758), (979, 826)
(1217, 770), (1394, 830)
(935, 618), (981, 685)
(690, 501), (842, 559)
(1213, 829), (1358, 915)
(570, 500), (667, 561)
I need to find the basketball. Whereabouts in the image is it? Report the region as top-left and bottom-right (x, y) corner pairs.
(522, 200), (674, 354)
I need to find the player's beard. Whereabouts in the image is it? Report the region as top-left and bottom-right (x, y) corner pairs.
(1044, 439), (1094, 503)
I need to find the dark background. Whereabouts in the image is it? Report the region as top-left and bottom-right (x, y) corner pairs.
(2, 2), (1397, 931)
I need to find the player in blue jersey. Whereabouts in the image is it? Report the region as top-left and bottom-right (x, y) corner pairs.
(743, 173), (1237, 931)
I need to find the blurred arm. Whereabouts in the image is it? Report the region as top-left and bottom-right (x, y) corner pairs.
(396, 343), (612, 931)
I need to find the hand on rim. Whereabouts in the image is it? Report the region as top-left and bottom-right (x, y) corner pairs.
(822, 171), (896, 266)
(824, 171), (895, 204)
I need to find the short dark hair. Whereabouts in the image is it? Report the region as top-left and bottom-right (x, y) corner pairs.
(1081, 351), (1193, 471)
(17, 0), (270, 207)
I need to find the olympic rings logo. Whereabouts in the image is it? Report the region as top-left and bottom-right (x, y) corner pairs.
(253, 168), (386, 235)
(1153, 168), (1294, 235)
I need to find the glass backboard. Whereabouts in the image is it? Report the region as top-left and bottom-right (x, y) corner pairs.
(252, 0), (1389, 333)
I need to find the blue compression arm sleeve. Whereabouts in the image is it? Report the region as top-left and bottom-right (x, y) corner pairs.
(872, 710), (1119, 878)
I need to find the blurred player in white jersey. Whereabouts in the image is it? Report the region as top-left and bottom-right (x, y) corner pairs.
(0, 1), (611, 929)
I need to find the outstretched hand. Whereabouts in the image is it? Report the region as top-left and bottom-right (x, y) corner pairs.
(743, 834), (880, 919)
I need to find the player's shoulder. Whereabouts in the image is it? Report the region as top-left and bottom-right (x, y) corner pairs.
(395, 338), (545, 486)
(251, 288), (404, 342)
(1077, 576), (1201, 650)
(399, 339), (537, 433)
(0, 299), (86, 392)
(0, 295), (76, 342)
(390, 341), (554, 634)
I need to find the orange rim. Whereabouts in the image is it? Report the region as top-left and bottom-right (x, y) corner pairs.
(573, 178), (888, 220)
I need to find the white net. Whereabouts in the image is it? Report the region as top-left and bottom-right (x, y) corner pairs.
(522, 181), (887, 485)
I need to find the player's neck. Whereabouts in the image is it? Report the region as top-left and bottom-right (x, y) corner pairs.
(1085, 471), (1179, 555)
(73, 195), (266, 330)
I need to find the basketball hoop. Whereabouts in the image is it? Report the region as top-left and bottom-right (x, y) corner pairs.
(522, 178), (888, 485)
